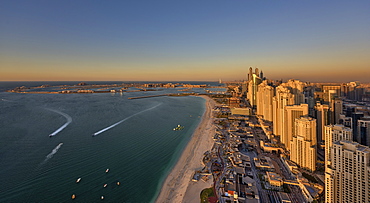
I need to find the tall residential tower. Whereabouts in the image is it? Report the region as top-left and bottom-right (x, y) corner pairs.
(325, 141), (370, 203)
(290, 116), (317, 172)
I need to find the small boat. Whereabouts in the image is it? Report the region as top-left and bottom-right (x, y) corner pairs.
(71, 194), (76, 200)
(103, 184), (107, 188)
(173, 125), (184, 131)
(105, 168), (109, 173)
(101, 196), (104, 200)
(76, 178), (81, 183)
(116, 181), (120, 186)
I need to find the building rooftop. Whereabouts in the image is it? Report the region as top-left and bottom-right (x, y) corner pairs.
(336, 140), (370, 154)
(266, 172), (283, 182)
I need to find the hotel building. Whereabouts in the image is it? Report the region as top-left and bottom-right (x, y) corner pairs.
(284, 104), (309, 150)
(324, 124), (352, 163)
(273, 86), (295, 144)
(290, 116), (317, 172)
(357, 117), (370, 147)
(315, 103), (330, 144)
(256, 80), (274, 122)
(325, 140), (370, 203)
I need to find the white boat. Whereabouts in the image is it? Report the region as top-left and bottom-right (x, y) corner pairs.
(103, 184), (107, 188)
(76, 178), (81, 183)
(105, 168), (109, 173)
(71, 194), (76, 199)
(101, 196), (104, 200)
(117, 181), (120, 186)
(173, 125), (184, 131)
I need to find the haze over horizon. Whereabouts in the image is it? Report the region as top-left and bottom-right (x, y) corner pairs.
(1, 1), (370, 83)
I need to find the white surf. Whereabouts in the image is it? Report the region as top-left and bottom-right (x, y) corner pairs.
(92, 103), (161, 136)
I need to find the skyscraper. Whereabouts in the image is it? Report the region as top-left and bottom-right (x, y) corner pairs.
(322, 85), (341, 102)
(273, 86), (295, 140)
(256, 81), (274, 122)
(281, 79), (306, 104)
(357, 117), (370, 147)
(331, 98), (343, 125)
(325, 140), (370, 203)
(247, 68), (262, 108)
(324, 124), (352, 163)
(284, 104), (309, 150)
(290, 116), (317, 172)
(248, 67), (253, 81)
(315, 102), (330, 143)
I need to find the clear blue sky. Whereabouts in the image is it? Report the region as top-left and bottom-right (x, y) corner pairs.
(1, 0), (370, 82)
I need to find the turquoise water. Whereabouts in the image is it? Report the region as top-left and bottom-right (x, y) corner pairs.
(0, 86), (205, 202)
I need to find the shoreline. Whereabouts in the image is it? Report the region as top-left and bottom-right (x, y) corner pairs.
(155, 95), (216, 203)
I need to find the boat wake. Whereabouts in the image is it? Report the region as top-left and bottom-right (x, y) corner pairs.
(92, 103), (162, 136)
(46, 108), (72, 137)
(40, 143), (63, 165)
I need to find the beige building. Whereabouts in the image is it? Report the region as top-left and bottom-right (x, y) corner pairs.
(322, 85), (341, 102)
(273, 86), (295, 142)
(325, 140), (370, 203)
(266, 171), (284, 190)
(247, 68), (262, 108)
(315, 103), (330, 143)
(284, 104), (309, 150)
(256, 81), (274, 122)
(280, 79), (305, 104)
(290, 116), (317, 172)
(324, 124), (352, 163)
(273, 80), (306, 149)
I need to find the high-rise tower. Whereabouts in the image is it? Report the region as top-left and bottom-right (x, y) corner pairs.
(256, 81), (274, 121)
(324, 124), (352, 162)
(357, 117), (370, 147)
(284, 104), (309, 150)
(290, 116), (317, 172)
(325, 141), (370, 203)
(315, 102), (330, 143)
(247, 68), (262, 108)
(273, 86), (295, 139)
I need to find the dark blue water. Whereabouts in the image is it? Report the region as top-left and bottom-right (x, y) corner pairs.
(0, 82), (210, 202)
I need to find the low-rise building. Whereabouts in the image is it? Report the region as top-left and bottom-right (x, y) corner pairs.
(254, 156), (275, 171)
(266, 172), (284, 190)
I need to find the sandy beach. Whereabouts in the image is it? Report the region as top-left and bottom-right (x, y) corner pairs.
(155, 95), (217, 203)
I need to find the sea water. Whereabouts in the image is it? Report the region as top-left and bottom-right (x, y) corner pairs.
(0, 82), (208, 202)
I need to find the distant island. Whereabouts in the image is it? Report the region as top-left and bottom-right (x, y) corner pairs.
(6, 82), (214, 94)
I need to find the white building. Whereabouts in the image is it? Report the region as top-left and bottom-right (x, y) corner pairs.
(324, 124), (352, 163)
(290, 116), (317, 172)
(325, 140), (370, 203)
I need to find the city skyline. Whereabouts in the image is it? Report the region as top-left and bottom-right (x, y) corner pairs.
(1, 1), (370, 82)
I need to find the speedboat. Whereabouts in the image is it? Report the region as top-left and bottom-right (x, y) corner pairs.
(76, 178), (81, 183)
(173, 125), (184, 131)
(105, 168), (109, 173)
(101, 196), (104, 200)
(71, 194), (76, 199)
(103, 184), (107, 188)
(117, 181), (120, 186)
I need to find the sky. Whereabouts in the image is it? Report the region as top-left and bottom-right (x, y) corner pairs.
(1, 0), (370, 82)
